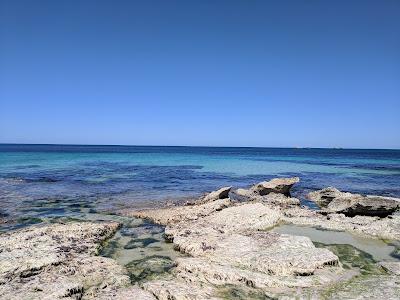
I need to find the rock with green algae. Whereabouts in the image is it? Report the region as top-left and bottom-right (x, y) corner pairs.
(322, 274), (400, 300)
(132, 201), (347, 298)
(0, 221), (155, 299)
(126, 255), (176, 282)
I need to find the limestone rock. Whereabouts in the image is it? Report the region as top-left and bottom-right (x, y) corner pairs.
(283, 207), (400, 240)
(174, 257), (347, 295)
(308, 188), (400, 217)
(308, 187), (344, 207)
(380, 262), (400, 275)
(124, 198), (231, 226)
(141, 279), (219, 300)
(255, 192), (301, 207)
(0, 222), (135, 299)
(169, 228), (339, 277)
(164, 202), (282, 241)
(161, 202), (343, 295)
(191, 186), (231, 205)
(324, 275), (400, 299)
(97, 286), (156, 300)
(236, 177), (299, 198)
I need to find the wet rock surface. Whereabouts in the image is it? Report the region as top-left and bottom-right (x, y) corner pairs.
(308, 187), (400, 217)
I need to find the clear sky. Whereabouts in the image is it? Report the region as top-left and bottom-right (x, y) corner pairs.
(0, 0), (399, 148)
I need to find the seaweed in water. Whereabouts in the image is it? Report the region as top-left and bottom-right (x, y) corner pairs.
(313, 242), (386, 275)
(123, 237), (159, 249)
(125, 255), (176, 282)
(100, 239), (121, 258)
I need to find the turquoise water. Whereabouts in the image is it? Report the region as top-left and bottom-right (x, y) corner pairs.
(0, 144), (399, 230)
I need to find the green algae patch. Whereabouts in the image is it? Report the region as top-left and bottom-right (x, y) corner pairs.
(272, 224), (398, 262)
(124, 237), (159, 249)
(100, 238), (121, 258)
(125, 255), (176, 282)
(321, 274), (400, 299)
(17, 217), (43, 225)
(48, 216), (85, 223)
(314, 242), (385, 275)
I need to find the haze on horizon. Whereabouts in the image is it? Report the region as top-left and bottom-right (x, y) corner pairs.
(0, 0), (399, 149)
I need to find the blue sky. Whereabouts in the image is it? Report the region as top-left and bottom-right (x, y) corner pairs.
(0, 0), (399, 148)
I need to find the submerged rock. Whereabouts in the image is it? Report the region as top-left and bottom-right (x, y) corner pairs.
(308, 188), (400, 217)
(126, 255), (176, 282)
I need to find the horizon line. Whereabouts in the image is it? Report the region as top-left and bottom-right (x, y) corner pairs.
(0, 142), (399, 151)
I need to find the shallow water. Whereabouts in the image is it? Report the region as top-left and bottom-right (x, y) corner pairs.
(1, 144), (399, 230)
(272, 224), (399, 262)
(96, 215), (182, 282)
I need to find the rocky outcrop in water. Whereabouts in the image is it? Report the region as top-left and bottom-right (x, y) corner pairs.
(236, 177), (299, 198)
(3, 177), (400, 299)
(283, 206), (400, 240)
(308, 187), (400, 217)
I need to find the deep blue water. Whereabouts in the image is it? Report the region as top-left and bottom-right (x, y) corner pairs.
(1, 144), (399, 230)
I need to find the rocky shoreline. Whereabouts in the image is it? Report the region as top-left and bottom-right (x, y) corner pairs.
(1, 177), (400, 299)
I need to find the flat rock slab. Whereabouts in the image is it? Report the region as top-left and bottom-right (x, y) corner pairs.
(124, 198), (231, 226)
(160, 203), (345, 295)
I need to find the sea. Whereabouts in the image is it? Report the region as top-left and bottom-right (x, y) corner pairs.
(1, 144), (399, 231)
